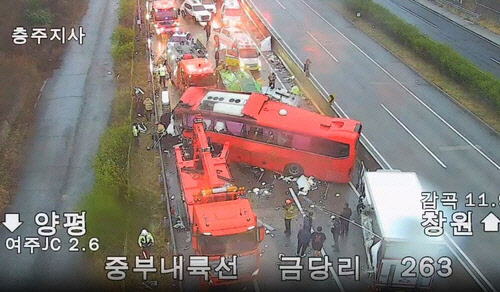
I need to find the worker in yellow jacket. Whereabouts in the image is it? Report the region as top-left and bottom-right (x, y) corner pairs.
(284, 199), (297, 235)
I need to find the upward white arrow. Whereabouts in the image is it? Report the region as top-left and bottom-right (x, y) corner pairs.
(481, 212), (500, 232)
(2, 213), (23, 233)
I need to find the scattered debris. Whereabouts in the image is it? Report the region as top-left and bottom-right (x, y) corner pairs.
(274, 174), (296, 184)
(296, 175), (317, 196)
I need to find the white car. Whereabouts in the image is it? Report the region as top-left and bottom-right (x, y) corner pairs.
(200, 0), (216, 14)
(180, 0), (212, 25)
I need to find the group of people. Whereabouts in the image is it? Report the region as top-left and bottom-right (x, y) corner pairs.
(284, 200), (353, 257)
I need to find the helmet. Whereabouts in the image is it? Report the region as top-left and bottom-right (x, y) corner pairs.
(285, 199), (292, 205)
(141, 229), (148, 236)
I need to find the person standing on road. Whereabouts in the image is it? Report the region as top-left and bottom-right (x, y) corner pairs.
(296, 226), (311, 257)
(143, 97), (154, 121)
(311, 226), (326, 257)
(340, 202), (352, 237)
(291, 85), (301, 96)
(215, 49), (220, 67)
(303, 58), (312, 77)
(268, 72), (276, 89)
(303, 211), (313, 232)
(205, 21), (211, 44)
(158, 63), (167, 88)
(284, 199), (296, 235)
(328, 93), (335, 105)
(330, 217), (341, 252)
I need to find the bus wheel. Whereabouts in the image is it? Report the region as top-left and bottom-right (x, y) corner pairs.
(285, 163), (303, 177)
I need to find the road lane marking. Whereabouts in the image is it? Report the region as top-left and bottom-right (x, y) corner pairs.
(381, 103), (447, 168)
(289, 188), (345, 292)
(398, 4), (438, 28)
(491, 57), (500, 65)
(253, 279), (261, 292)
(300, 0), (500, 171)
(307, 31), (339, 63)
(274, 0), (286, 10)
(439, 145), (482, 151)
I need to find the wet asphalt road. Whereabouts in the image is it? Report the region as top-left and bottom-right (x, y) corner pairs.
(247, 0), (500, 289)
(0, 0), (118, 289)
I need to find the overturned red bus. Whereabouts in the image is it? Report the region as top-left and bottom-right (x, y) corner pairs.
(173, 87), (362, 183)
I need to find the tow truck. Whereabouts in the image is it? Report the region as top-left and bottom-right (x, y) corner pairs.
(151, 0), (179, 35)
(172, 57), (217, 91)
(164, 32), (216, 90)
(356, 169), (447, 290)
(174, 115), (264, 286)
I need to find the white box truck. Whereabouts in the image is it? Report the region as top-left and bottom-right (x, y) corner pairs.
(357, 169), (447, 289)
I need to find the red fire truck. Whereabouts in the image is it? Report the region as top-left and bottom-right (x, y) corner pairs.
(171, 57), (217, 91)
(151, 0), (179, 34)
(174, 115), (264, 285)
(173, 87), (362, 183)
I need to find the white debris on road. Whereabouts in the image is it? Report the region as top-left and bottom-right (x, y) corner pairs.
(296, 175), (317, 196)
(274, 174), (297, 183)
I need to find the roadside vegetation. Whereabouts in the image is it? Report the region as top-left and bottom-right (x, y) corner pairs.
(82, 0), (171, 288)
(0, 0), (89, 212)
(341, 0), (500, 131)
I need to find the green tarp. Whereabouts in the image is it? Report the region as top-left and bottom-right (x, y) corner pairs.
(218, 69), (261, 93)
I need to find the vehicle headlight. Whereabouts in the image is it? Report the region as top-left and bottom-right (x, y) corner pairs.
(252, 268), (260, 277)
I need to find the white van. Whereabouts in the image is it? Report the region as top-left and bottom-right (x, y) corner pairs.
(214, 27), (261, 71)
(221, 0), (242, 26)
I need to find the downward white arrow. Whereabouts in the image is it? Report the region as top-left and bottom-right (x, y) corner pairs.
(2, 213), (23, 233)
(481, 212), (500, 232)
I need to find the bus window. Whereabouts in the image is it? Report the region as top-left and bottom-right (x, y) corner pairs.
(214, 121), (227, 133)
(248, 126), (264, 141)
(292, 134), (311, 150)
(203, 118), (213, 131)
(186, 114), (195, 128)
(226, 120), (244, 136)
(310, 138), (350, 158)
(277, 131), (292, 147)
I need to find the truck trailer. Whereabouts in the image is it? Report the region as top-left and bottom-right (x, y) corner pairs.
(356, 169), (447, 290)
